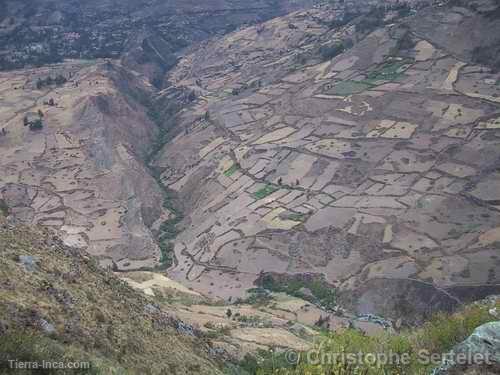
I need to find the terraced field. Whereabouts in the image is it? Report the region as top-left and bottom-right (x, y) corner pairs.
(1, 0), (500, 329)
(0, 61), (165, 271)
(153, 3), (500, 322)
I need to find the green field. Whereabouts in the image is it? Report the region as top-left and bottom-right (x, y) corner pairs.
(224, 163), (239, 177)
(327, 80), (372, 96)
(254, 185), (279, 199)
(285, 212), (306, 222)
(363, 59), (412, 85)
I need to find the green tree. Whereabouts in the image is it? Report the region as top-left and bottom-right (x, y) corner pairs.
(29, 119), (43, 131)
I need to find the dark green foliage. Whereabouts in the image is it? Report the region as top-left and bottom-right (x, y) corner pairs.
(472, 45), (500, 73)
(54, 74), (68, 86)
(259, 275), (336, 311)
(224, 163), (239, 177)
(0, 199), (8, 216)
(327, 12), (359, 29)
(145, 103), (185, 269)
(285, 213), (305, 222)
(157, 189), (183, 268)
(238, 354), (259, 375)
(393, 29), (416, 53)
(36, 75), (67, 90)
(239, 350), (294, 375)
(253, 185), (279, 200)
(395, 4), (412, 18)
(362, 59), (412, 84)
(319, 42), (345, 61)
(355, 7), (385, 34)
(29, 119), (43, 131)
(237, 288), (273, 306)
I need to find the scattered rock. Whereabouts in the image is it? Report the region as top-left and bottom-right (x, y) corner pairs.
(176, 321), (196, 337)
(144, 303), (161, 315)
(17, 255), (39, 272)
(38, 319), (56, 334)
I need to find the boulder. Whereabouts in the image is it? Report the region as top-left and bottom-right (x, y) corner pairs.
(17, 255), (40, 272)
(433, 321), (500, 374)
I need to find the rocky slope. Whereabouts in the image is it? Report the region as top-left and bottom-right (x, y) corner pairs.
(0, 216), (223, 374)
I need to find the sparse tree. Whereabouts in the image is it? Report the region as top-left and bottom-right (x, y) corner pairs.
(55, 74), (67, 86)
(186, 90), (196, 102)
(226, 308), (233, 319)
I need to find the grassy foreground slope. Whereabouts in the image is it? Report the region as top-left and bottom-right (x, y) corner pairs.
(0, 212), (499, 375)
(254, 301), (500, 374)
(0, 216), (222, 375)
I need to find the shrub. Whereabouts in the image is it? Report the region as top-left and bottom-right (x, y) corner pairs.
(0, 330), (99, 374)
(29, 119), (43, 131)
(355, 7), (385, 34)
(259, 274), (336, 310)
(415, 304), (493, 354)
(319, 43), (345, 61)
(255, 300), (500, 374)
(0, 199), (8, 216)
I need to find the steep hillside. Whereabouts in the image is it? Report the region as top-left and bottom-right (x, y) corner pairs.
(0, 216), (223, 374)
(1, 1), (500, 374)
(152, 0), (500, 324)
(0, 60), (165, 271)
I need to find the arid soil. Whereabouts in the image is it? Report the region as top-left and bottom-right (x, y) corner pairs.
(0, 61), (166, 270)
(152, 3), (500, 322)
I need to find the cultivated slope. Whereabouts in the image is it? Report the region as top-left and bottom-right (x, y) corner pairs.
(153, 1), (500, 323)
(0, 61), (165, 271)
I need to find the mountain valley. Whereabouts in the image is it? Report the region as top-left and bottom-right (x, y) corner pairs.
(1, 0), (500, 374)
